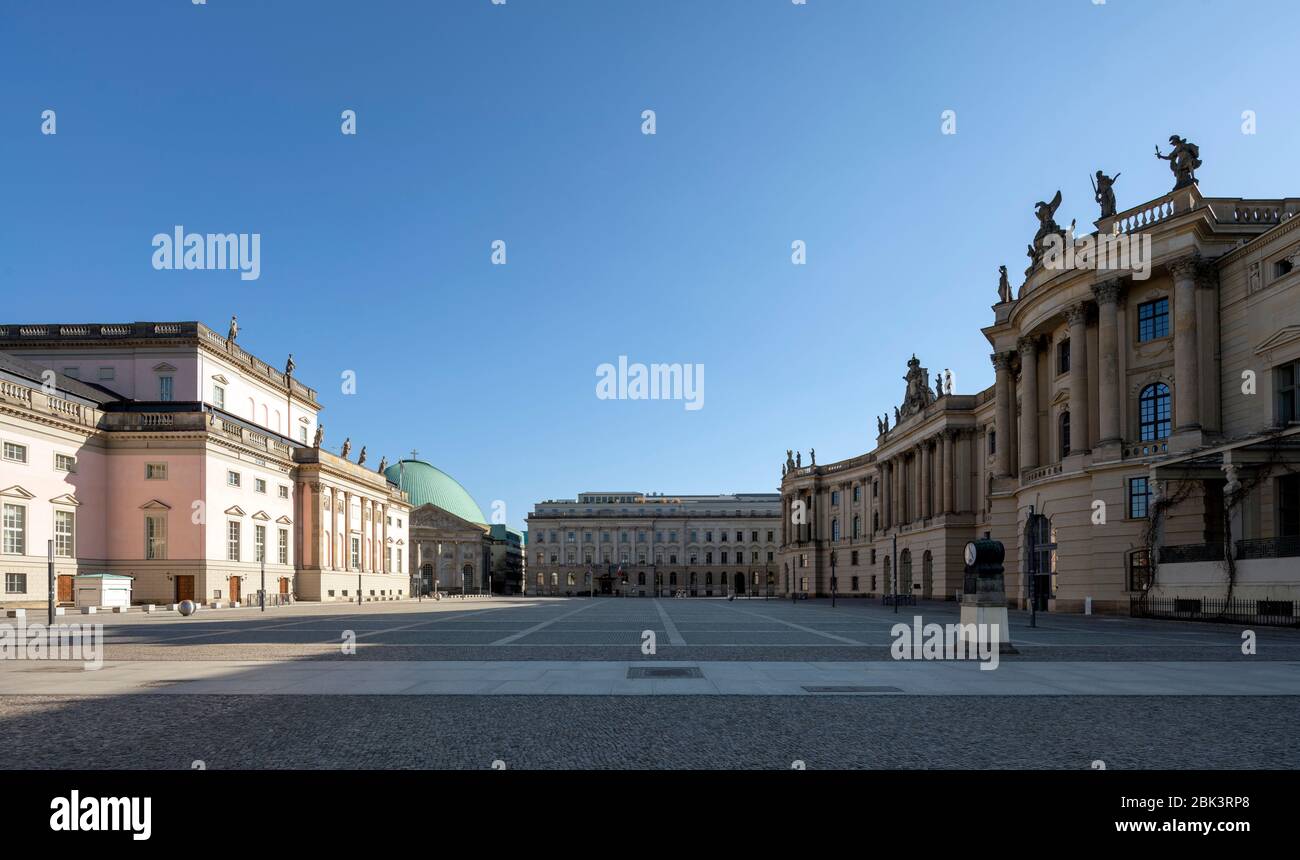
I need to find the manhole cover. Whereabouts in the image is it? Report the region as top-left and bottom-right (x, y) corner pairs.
(801, 685), (902, 694)
(628, 666), (703, 679)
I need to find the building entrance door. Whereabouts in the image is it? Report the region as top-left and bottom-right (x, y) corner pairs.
(598, 575), (613, 595)
(174, 575), (195, 603)
(229, 576), (242, 604)
(57, 575), (74, 604)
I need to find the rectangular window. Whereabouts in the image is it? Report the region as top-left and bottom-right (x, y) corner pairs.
(1057, 339), (1071, 375)
(278, 528), (289, 565)
(145, 462), (168, 480)
(158, 376), (174, 401)
(299, 426), (308, 444)
(146, 514), (167, 560)
(63, 367), (79, 379)
(1137, 298), (1169, 342)
(2, 504), (25, 554)
(54, 453), (76, 472)
(254, 524), (266, 562)
(5, 572), (26, 594)
(255, 478), (267, 494)
(3, 442), (27, 463)
(227, 521), (241, 561)
(54, 510), (75, 557)
(212, 384), (225, 409)
(227, 471), (241, 488)
(1276, 360), (1300, 425)
(351, 537), (361, 569)
(1278, 473), (1300, 538)
(278, 485), (289, 499)
(1128, 477), (1151, 519)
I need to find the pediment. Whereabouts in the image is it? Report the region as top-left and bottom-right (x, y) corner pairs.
(410, 503), (483, 532)
(276, 515), (293, 525)
(49, 493), (80, 506)
(152, 362), (178, 373)
(1049, 388), (1071, 407)
(211, 373), (230, 385)
(140, 499), (172, 510)
(224, 505), (246, 517)
(1255, 325), (1300, 356)
(0, 485), (35, 500)
(251, 510), (271, 521)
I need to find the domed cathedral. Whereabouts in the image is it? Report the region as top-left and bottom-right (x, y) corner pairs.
(384, 459), (493, 596)
(781, 137), (1300, 616)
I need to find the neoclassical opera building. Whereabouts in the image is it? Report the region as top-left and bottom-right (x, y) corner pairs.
(780, 141), (1300, 614)
(0, 321), (411, 608)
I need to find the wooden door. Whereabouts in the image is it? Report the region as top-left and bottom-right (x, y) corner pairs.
(57, 575), (74, 604)
(229, 576), (241, 604)
(175, 575), (195, 603)
(278, 577), (289, 595)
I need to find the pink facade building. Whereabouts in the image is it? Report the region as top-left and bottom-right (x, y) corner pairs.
(0, 321), (409, 608)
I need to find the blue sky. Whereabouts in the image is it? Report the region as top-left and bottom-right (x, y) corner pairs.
(3, 0), (1298, 532)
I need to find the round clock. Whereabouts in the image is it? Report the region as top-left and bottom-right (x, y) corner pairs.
(964, 541), (978, 566)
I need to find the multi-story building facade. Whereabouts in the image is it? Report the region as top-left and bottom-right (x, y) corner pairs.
(0, 321), (409, 608)
(780, 150), (1300, 614)
(526, 492), (781, 596)
(487, 524), (525, 595)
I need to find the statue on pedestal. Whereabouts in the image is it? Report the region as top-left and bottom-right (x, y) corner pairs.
(313, 425), (324, 448)
(227, 315), (239, 343)
(378, 456), (388, 473)
(341, 437), (352, 460)
(997, 265), (1012, 303)
(357, 446), (368, 467)
(1092, 170), (1120, 218)
(1155, 135), (1201, 190)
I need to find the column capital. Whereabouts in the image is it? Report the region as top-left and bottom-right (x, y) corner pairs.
(1016, 335), (1039, 356)
(1092, 278), (1125, 305)
(1063, 302), (1089, 326)
(991, 351), (1015, 371)
(1167, 252), (1202, 281)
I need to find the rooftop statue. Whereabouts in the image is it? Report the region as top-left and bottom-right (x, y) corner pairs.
(997, 265), (1012, 303)
(313, 424), (324, 448)
(341, 437), (352, 459)
(378, 456), (388, 473)
(285, 353), (296, 377)
(1155, 135), (1201, 190)
(1092, 170), (1120, 218)
(898, 354), (936, 421)
(1029, 190), (1064, 264)
(227, 315), (238, 343)
(357, 446), (368, 467)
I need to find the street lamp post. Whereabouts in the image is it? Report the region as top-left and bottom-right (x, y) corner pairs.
(892, 532), (899, 615)
(830, 550), (837, 608)
(260, 556), (266, 612)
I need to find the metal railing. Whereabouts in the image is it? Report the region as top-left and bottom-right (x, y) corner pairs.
(1130, 595), (1298, 627)
(1157, 543), (1227, 564)
(1236, 536), (1300, 560)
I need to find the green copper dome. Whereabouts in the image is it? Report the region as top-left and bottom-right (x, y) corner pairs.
(384, 460), (487, 526)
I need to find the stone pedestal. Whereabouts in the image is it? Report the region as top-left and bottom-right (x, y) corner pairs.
(960, 591), (1017, 654)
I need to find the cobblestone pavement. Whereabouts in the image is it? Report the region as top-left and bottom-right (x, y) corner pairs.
(6, 598), (1297, 769)
(63, 596), (1300, 662)
(2, 693), (1295, 769)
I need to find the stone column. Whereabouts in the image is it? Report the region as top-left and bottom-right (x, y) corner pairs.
(343, 491), (352, 571)
(894, 457), (903, 526)
(941, 431), (954, 514)
(881, 461), (892, 530)
(1170, 256), (1202, 430)
(1065, 302), (1091, 452)
(1017, 336), (1040, 473)
(991, 352), (1014, 477)
(923, 442), (933, 519)
(1092, 279), (1124, 445)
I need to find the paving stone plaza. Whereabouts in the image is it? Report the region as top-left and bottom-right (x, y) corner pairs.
(3, 596), (1298, 769)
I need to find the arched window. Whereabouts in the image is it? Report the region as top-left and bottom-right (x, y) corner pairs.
(1059, 410), (1071, 458)
(1139, 383), (1171, 441)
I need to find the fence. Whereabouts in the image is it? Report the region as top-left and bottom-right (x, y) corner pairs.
(1129, 595), (1298, 628)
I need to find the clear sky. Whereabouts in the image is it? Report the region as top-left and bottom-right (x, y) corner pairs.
(3, 0), (1298, 532)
